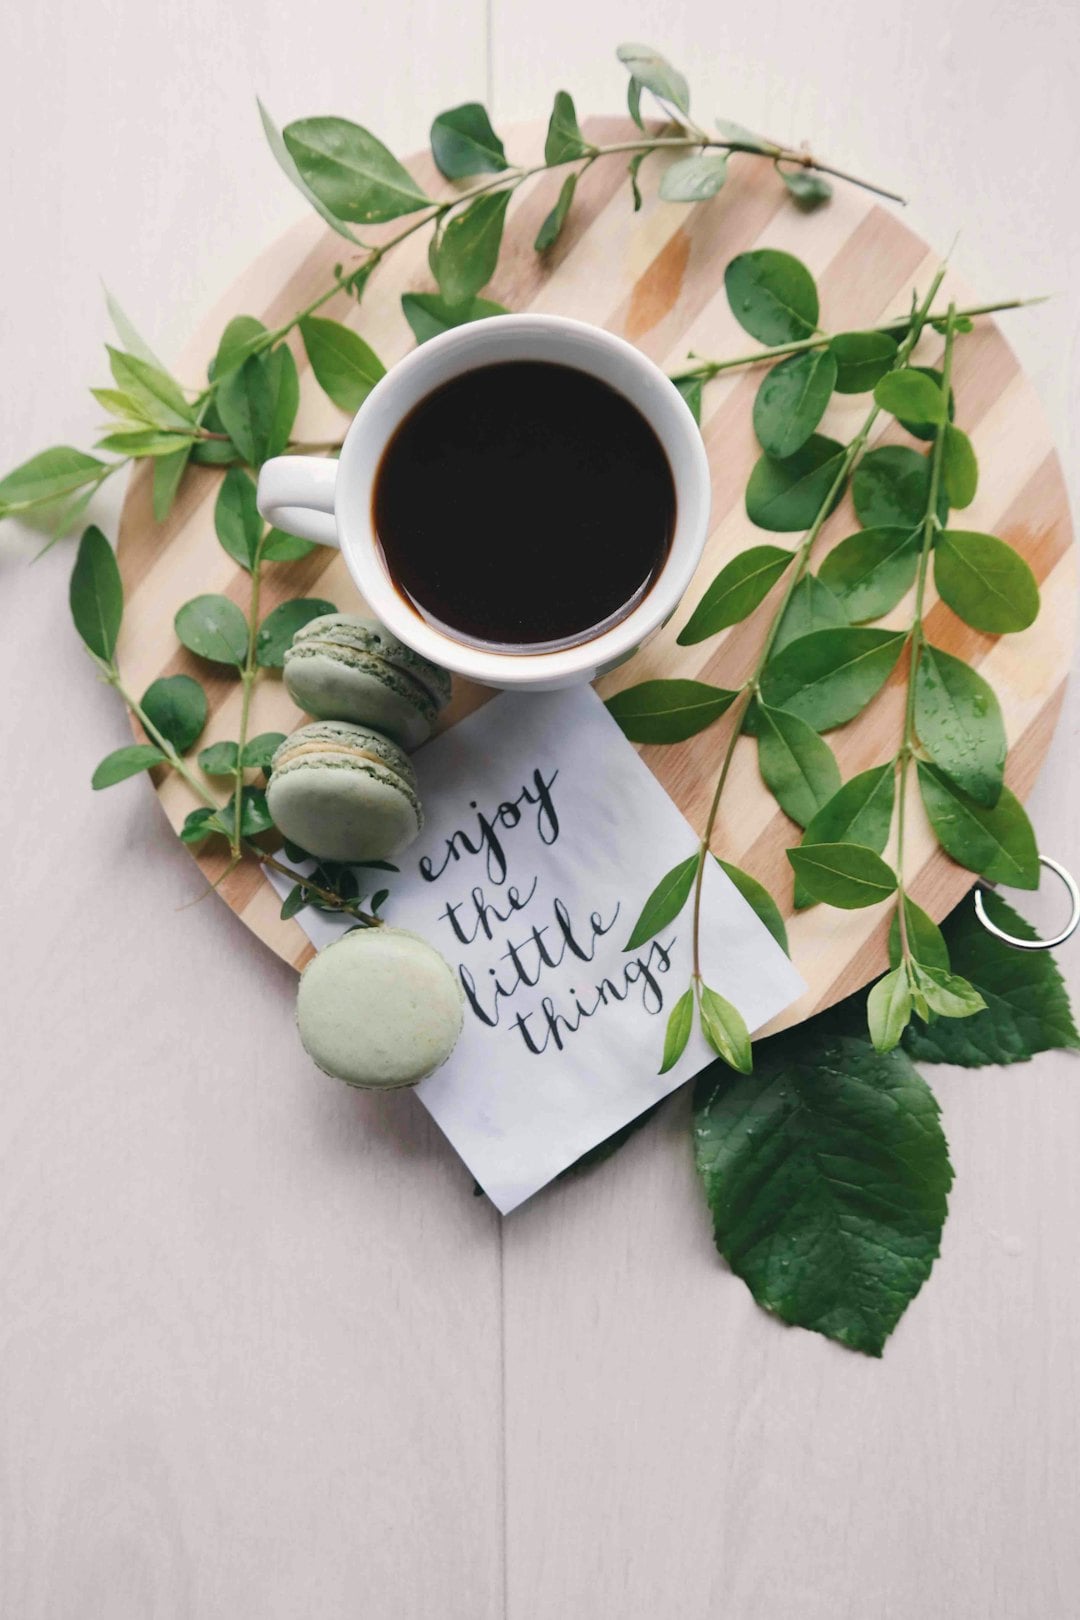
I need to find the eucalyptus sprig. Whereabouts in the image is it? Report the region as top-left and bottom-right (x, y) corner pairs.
(0, 43), (902, 546)
(609, 250), (1043, 1069)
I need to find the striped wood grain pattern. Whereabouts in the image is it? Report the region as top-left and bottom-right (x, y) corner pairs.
(116, 118), (1076, 1032)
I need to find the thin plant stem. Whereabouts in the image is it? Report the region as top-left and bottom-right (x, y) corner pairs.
(230, 546), (264, 859)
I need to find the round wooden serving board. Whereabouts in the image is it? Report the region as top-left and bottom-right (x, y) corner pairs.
(117, 118), (1076, 1033)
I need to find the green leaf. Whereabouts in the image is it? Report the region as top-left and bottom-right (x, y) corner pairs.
(280, 883), (307, 921)
(616, 43), (690, 116)
(795, 764), (896, 908)
(215, 346), (298, 466)
(624, 852), (700, 951)
(770, 571), (847, 654)
(212, 785), (276, 839)
(830, 331), (899, 394)
(95, 428), (196, 458)
(760, 626), (907, 731)
(175, 594), (249, 667)
(628, 151), (647, 210)
(852, 445), (938, 530)
(672, 373), (702, 423)
(430, 103), (508, 179)
(140, 673), (207, 753)
(544, 90), (589, 164)
(699, 986), (753, 1074)
(104, 286), (165, 372)
(903, 891), (1080, 1066)
(255, 597), (337, 668)
(214, 466), (263, 571)
(242, 731), (287, 769)
(745, 435), (847, 532)
(151, 443), (192, 523)
(261, 527), (318, 562)
(694, 1022), (952, 1355)
(909, 963), (986, 1019)
(787, 841), (898, 908)
(106, 346), (195, 430)
(180, 807), (218, 843)
(258, 100), (361, 244)
(604, 679), (737, 743)
(942, 424), (978, 509)
(896, 367), (955, 443)
(915, 642), (1006, 808)
(716, 860), (789, 954)
(627, 76), (644, 130)
(677, 545), (792, 643)
(212, 315), (271, 381)
(299, 315), (386, 413)
(934, 530), (1040, 633)
(659, 152), (728, 202)
(400, 292), (508, 345)
(776, 164), (832, 210)
(888, 896), (950, 970)
(92, 743), (167, 789)
(867, 965), (913, 1052)
(69, 524), (123, 661)
(715, 118), (772, 153)
(433, 191), (511, 306)
(659, 987), (695, 1073)
(189, 399), (240, 465)
(282, 116), (431, 223)
(757, 703), (841, 828)
(534, 173), (578, 251)
(873, 368), (946, 426)
(198, 740), (240, 775)
(724, 249), (819, 345)
(917, 763), (1039, 889)
(752, 348), (837, 459)
(0, 447), (105, 514)
(818, 526), (919, 621)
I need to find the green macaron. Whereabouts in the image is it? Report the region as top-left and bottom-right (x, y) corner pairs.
(283, 614), (451, 749)
(297, 926), (464, 1089)
(267, 721), (423, 863)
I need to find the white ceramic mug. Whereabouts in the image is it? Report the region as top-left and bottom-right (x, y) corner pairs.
(256, 313), (711, 690)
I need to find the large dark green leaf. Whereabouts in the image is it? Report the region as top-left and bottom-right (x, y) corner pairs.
(677, 545), (792, 643)
(934, 530), (1039, 633)
(69, 524), (123, 662)
(214, 466), (263, 571)
(903, 891), (1080, 1065)
(917, 763), (1039, 889)
(256, 597), (338, 668)
(787, 841), (898, 908)
(745, 435), (847, 532)
(852, 445), (935, 530)
(759, 626), (907, 731)
(215, 346), (298, 466)
(752, 348), (837, 459)
(757, 703), (841, 827)
(401, 292), (508, 345)
(140, 674), (207, 753)
(942, 425), (978, 509)
(299, 316), (385, 413)
(818, 526), (919, 622)
(693, 1023), (952, 1355)
(605, 679), (737, 743)
(434, 191), (511, 306)
(830, 331), (898, 394)
(873, 368), (946, 427)
(624, 852), (700, 951)
(282, 117), (431, 222)
(914, 643), (1006, 808)
(430, 103), (508, 179)
(175, 594), (250, 667)
(724, 250), (819, 345)
(794, 764), (895, 908)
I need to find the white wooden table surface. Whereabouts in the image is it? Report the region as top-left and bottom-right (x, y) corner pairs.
(3, 3), (1079, 1615)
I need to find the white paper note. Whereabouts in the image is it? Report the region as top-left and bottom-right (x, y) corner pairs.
(267, 686), (804, 1213)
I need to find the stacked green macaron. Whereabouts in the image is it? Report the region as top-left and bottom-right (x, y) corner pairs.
(296, 926), (464, 1089)
(283, 613), (451, 749)
(267, 721), (423, 863)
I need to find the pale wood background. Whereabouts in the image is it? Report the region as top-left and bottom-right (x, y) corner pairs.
(2, 2), (1080, 1616)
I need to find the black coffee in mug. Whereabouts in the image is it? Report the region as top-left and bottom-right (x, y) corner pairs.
(372, 360), (676, 652)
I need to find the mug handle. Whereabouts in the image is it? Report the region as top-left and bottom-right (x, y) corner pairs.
(256, 456), (340, 548)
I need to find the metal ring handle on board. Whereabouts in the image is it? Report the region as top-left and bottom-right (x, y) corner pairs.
(973, 855), (1080, 951)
